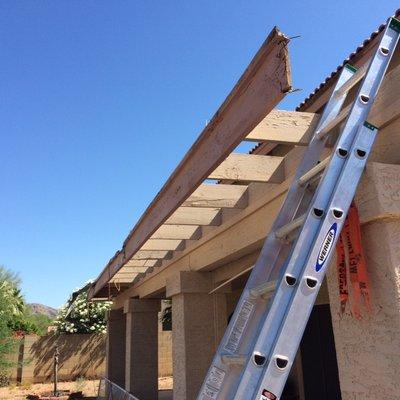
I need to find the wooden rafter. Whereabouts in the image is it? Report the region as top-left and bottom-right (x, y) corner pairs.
(125, 259), (159, 267)
(141, 239), (185, 251)
(110, 276), (137, 283)
(151, 224), (202, 240)
(208, 153), (285, 183)
(131, 250), (172, 260)
(245, 110), (319, 145)
(165, 207), (221, 226)
(183, 184), (248, 208)
(118, 267), (149, 273)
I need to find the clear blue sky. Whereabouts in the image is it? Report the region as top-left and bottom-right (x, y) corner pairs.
(1, 1), (398, 308)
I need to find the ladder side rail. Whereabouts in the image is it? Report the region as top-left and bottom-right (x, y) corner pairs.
(298, 156), (330, 186)
(255, 122), (378, 399)
(197, 65), (355, 399)
(234, 18), (399, 400)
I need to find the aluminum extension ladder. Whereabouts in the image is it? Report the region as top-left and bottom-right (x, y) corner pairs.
(198, 17), (400, 400)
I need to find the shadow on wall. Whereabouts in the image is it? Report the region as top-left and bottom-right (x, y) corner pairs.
(11, 328), (173, 383)
(15, 333), (106, 383)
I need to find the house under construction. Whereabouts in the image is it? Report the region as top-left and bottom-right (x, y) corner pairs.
(89, 11), (400, 400)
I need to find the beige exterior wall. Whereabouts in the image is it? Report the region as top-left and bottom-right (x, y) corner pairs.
(159, 324), (172, 377)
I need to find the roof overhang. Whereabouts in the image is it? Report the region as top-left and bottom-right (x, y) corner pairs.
(89, 26), (292, 299)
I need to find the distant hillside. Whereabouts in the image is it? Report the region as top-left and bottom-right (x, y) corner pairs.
(28, 303), (58, 318)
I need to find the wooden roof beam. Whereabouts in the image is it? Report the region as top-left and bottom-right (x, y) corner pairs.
(131, 250), (172, 260)
(151, 224), (202, 240)
(110, 276), (137, 283)
(183, 184), (248, 208)
(165, 207), (221, 226)
(118, 266), (151, 273)
(245, 110), (319, 145)
(125, 259), (160, 267)
(141, 239), (185, 251)
(208, 153), (285, 183)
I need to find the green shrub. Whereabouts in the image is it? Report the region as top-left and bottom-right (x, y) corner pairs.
(54, 283), (112, 334)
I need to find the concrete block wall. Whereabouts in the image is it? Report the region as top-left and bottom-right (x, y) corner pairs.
(10, 333), (106, 383)
(9, 326), (172, 383)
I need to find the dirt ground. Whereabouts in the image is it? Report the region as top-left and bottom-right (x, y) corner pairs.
(0, 377), (173, 399)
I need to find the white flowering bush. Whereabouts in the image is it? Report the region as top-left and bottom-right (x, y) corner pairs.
(54, 285), (112, 334)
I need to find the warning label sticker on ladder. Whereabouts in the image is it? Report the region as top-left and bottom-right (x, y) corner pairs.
(206, 366), (225, 390)
(199, 366), (226, 400)
(199, 385), (219, 400)
(224, 300), (254, 353)
(260, 389), (277, 399)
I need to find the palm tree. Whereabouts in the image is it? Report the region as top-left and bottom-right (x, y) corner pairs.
(0, 280), (25, 316)
(0, 266), (23, 376)
(0, 266), (25, 317)
(0, 266), (20, 287)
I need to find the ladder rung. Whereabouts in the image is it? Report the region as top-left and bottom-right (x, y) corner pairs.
(208, 265), (254, 295)
(336, 63), (368, 96)
(315, 102), (351, 139)
(249, 280), (277, 298)
(275, 214), (306, 240)
(298, 156), (330, 186)
(221, 354), (247, 366)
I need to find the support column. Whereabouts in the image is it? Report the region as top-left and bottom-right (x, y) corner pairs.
(166, 271), (227, 400)
(124, 298), (161, 400)
(106, 308), (126, 388)
(326, 162), (400, 399)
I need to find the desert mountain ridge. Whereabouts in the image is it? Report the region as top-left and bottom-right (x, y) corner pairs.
(28, 303), (58, 318)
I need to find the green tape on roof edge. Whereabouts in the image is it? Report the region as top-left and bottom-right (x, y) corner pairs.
(344, 64), (357, 73)
(389, 17), (400, 33)
(364, 121), (378, 131)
